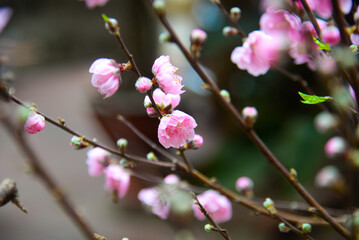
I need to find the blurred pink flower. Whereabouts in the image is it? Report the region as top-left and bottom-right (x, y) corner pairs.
(315, 165), (343, 188)
(89, 58), (121, 98)
(235, 176), (254, 193)
(321, 26), (341, 46)
(260, 8), (301, 43)
(138, 187), (171, 219)
(144, 88), (181, 116)
(312, 0), (352, 19)
(193, 190), (232, 223)
(189, 134), (203, 149)
(351, 33), (359, 45)
(163, 174), (180, 185)
(231, 30), (281, 76)
(158, 110), (197, 149)
(191, 28), (207, 45)
(0, 7), (12, 34)
(152, 55), (184, 95)
(86, 147), (110, 177)
(324, 136), (347, 158)
(85, 0), (109, 9)
(135, 77), (153, 93)
(104, 165), (130, 198)
(24, 111), (45, 134)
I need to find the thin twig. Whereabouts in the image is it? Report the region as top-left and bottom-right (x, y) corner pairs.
(191, 191), (232, 240)
(145, 1), (350, 238)
(0, 117), (95, 240)
(299, 0), (322, 38)
(178, 149), (193, 173)
(276, 214), (315, 240)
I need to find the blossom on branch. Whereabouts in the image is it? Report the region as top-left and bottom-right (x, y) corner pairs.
(84, 0), (110, 9)
(24, 111), (45, 134)
(158, 110), (197, 149)
(104, 165), (130, 198)
(144, 88), (180, 116)
(86, 147), (110, 177)
(138, 187), (171, 219)
(152, 55), (184, 95)
(193, 190), (232, 223)
(231, 30), (281, 76)
(89, 58), (121, 98)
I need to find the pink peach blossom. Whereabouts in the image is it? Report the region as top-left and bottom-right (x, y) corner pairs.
(104, 165), (130, 198)
(235, 176), (254, 194)
(193, 190), (232, 223)
(231, 30), (281, 76)
(321, 26), (341, 46)
(144, 88), (181, 116)
(89, 58), (121, 98)
(24, 111), (45, 134)
(0, 7), (12, 34)
(163, 174), (180, 185)
(312, 0), (352, 19)
(84, 0), (109, 9)
(135, 77), (153, 93)
(158, 110), (197, 149)
(152, 55), (184, 95)
(138, 187), (171, 219)
(324, 136), (347, 158)
(86, 147), (110, 177)
(260, 8), (301, 43)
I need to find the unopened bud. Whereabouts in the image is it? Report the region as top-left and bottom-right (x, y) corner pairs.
(159, 32), (171, 43)
(220, 89), (231, 103)
(117, 138), (128, 153)
(230, 7), (241, 21)
(263, 197), (276, 215)
(190, 29), (207, 45)
(204, 224), (213, 232)
(223, 26), (238, 37)
(105, 18), (119, 35)
(153, 0), (165, 15)
(242, 106), (258, 128)
(70, 136), (89, 150)
(278, 222), (290, 233)
(135, 77), (153, 93)
(147, 152), (158, 161)
(314, 112), (338, 133)
(315, 165), (343, 189)
(301, 223), (312, 233)
(324, 136), (347, 158)
(235, 176), (254, 197)
(189, 134), (204, 149)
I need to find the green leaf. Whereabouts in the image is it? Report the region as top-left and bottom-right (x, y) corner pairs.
(102, 14), (109, 22)
(312, 36), (331, 51)
(298, 92), (333, 104)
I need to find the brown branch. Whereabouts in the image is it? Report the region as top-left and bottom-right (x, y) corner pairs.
(276, 214), (315, 240)
(300, 0), (322, 38)
(0, 117), (95, 240)
(145, 1), (350, 238)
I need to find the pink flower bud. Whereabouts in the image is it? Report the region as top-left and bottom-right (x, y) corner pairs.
(164, 174), (180, 185)
(104, 165), (130, 198)
(242, 106), (258, 127)
(315, 165), (343, 189)
(321, 26), (340, 46)
(158, 110), (197, 149)
(138, 187), (170, 219)
(230, 7), (241, 21)
(84, 0), (109, 9)
(135, 77), (153, 93)
(235, 176), (254, 196)
(190, 29), (207, 45)
(24, 111), (45, 134)
(89, 58), (121, 98)
(324, 136), (347, 158)
(189, 134), (203, 149)
(86, 147), (110, 177)
(152, 55), (184, 95)
(193, 190), (232, 223)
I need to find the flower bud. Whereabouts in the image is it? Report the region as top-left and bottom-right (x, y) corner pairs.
(189, 134), (203, 149)
(321, 26), (340, 46)
(235, 176), (254, 197)
(301, 223), (312, 233)
(278, 222), (290, 233)
(324, 136), (347, 158)
(159, 32), (171, 43)
(315, 165), (344, 189)
(24, 111), (45, 134)
(135, 77), (153, 93)
(70, 136), (89, 150)
(147, 152), (158, 161)
(263, 197), (276, 215)
(220, 89), (231, 103)
(164, 174), (180, 185)
(230, 7), (241, 21)
(105, 18), (119, 35)
(223, 26), (238, 37)
(242, 106), (258, 128)
(153, 0), (165, 15)
(190, 29), (207, 45)
(117, 138), (128, 154)
(204, 224), (213, 232)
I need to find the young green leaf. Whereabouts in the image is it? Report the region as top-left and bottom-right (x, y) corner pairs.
(102, 14), (109, 22)
(298, 92), (333, 104)
(312, 36), (331, 51)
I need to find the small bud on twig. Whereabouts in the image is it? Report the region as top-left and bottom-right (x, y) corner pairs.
(301, 223), (312, 233)
(263, 197), (276, 215)
(117, 138), (128, 154)
(94, 233), (107, 240)
(153, 0), (165, 16)
(0, 178), (27, 213)
(220, 89), (231, 103)
(230, 7), (241, 21)
(204, 224), (213, 232)
(278, 222), (290, 233)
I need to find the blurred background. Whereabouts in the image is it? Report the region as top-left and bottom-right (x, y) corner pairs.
(0, 0), (349, 239)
